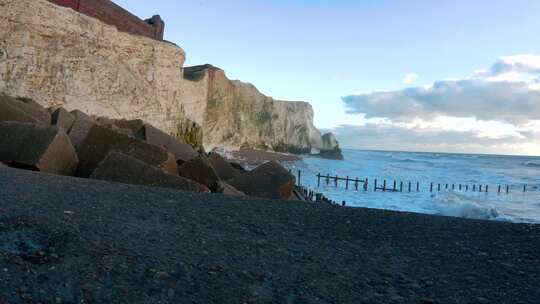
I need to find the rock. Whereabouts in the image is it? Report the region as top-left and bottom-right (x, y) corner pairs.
(0, 122), (78, 175)
(96, 116), (116, 127)
(216, 181), (246, 197)
(90, 152), (209, 192)
(178, 156), (220, 190)
(228, 161), (296, 200)
(229, 161), (247, 173)
(208, 152), (241, 181)
(76, 124), (177, 177)
(319, 133), (344, 160)
(113, 119), (145, 135)
(13, 97), (51, 125)
(68, 110), (97, 149)
(183, 65), (322, 153)
(0, 93), (48, 125)
(51, 107), (75, 132)
(137, 124), (199, 163)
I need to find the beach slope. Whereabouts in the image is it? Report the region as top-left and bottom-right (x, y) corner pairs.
(0, 166), (538, 303)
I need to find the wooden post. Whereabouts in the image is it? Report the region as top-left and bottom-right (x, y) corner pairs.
(445, 184), (448, 190)
(364, 178), (369, 191)
(459, 184), (462, 190)
(430, 182), (433, 192)
(479, 185), (482, 192)
(523, 185), (527, 192)
(393, 180), (397, 192)
(297, 170), (301, 186)
(498, 185), (501, 195)
(506, 185), (509, 194)
(374, 179), (378, 191)
(383, 180), (387, 191)
(346, 176), (349, 190)
(452, 184), (455, 191)
(438, 184), (441, 192)
(317, 173), (321, 188)
(485, 185), (488, 193)
(326, 174), (330, 185)
(408, 181), (411, 192)
(466, 185), (469, 191)
(473, 185), (476, 192)
(417, 181), (420, 192)
(355, 178), (359, 191)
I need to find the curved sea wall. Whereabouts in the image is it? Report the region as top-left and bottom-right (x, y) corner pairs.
(0, 0), (326, 153)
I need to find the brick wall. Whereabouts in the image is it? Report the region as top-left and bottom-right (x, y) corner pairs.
(47, 0), (164, 41)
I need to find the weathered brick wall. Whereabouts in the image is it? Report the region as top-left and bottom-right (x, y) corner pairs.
(47, 0), (164, 40)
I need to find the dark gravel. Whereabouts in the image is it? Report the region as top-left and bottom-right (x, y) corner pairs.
(0, 166), (539, 303)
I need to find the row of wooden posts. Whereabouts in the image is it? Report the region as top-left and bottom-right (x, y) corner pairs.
(310, 173), (530, 195)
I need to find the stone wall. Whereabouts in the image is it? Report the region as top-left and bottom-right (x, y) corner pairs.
(47, 0), (164, 40)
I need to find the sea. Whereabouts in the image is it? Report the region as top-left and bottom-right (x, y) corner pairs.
(286, 149), (540, 224)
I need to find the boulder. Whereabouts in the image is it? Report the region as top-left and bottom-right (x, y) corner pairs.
(90, 152), (209, 192)
(208, 152), (241, 181)
(229, 161), (247, 173)
(114, 119), (145, 135)
(319, 133), (344, 160)
(178, 155), (220, 190)
(68, 110), (96, 149)
(137, 124), (199, 162)
(13, 97), (51, 125)
(0, 94), (47, 125)
(216, 181), (246, 197)
(228, 161), (296, 200)
(96, 116), (116, 127)
(0, 122), (78, 175)
(51, 107), (75, 132)
(76, 124), (177, 177)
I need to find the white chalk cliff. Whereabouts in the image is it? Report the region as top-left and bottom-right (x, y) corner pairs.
(0, 0), (325, 153)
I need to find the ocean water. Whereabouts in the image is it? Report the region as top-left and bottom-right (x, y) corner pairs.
(286, 149), (540, 224)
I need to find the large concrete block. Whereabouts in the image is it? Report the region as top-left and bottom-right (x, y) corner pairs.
(90, 152), (209, 192)
(228, 161), (296, 200)
(178, 155), (220, 190)
(216, 181), (246, 197)
(137, 124), (198, 162)
(15, 97), (51, 125)
(208, 152), (241, 181)
(0, 94), (46, 125)
(76, 124), (177, 177)
(113, 119), (145, 135)
(0, 122), (78, 175)
(68, 110), (96, 149)
(51, 107), (75, 132)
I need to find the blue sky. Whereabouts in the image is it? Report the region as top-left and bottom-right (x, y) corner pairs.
(115, 0), (540, 155)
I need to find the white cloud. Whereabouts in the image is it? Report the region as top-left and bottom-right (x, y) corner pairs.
(402, 73), (418, 85)
(340, 54), (540, 155)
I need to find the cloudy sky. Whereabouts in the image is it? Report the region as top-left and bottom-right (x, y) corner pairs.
(115, 0), (540, 155)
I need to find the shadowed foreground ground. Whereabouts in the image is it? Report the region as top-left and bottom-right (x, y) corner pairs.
(0, 166), (539, 303)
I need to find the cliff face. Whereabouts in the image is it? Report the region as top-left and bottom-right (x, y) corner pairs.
(0, 0), (325, 154)
(0, 0), (189, 135)
(183, 65), (322, 153)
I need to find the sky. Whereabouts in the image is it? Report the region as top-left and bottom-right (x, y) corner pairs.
(115, 0), (540, 155)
